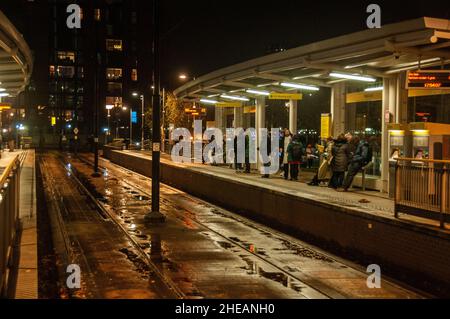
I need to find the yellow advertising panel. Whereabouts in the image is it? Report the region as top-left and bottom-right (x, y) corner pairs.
(243, 106), (256, 114)
(0, 103), (11, 110)
(269, 93), (303, 100)
(51, 117), (56, 126)
(320, 113), (331, 139)
(346, 91), (382, 103)
(215, 102), (242, 108)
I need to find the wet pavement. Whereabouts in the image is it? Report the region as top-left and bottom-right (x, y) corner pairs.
(38, 152), (177, 299)
(57, 152), (425, 299)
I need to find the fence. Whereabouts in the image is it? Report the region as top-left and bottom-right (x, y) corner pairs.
(0, 155), (21, 296)
(395, 158), (450, 228)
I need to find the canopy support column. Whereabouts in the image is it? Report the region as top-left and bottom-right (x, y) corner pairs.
(288, 99), (298, 134)
(331, 82), (346, 138)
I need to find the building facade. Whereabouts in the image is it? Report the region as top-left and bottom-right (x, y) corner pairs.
(46, 0), (153, 147)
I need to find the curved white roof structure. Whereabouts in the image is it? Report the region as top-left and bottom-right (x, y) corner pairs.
(0, 10), (33, 97)
(174, 17), (450, 102)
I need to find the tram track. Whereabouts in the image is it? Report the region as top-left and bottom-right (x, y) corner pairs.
(38, 152), (183, 299)
(71, 152), (425, 299)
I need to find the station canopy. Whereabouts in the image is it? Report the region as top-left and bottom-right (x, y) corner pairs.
(174, 17), (450, 102)
(0, 10), (33, 97)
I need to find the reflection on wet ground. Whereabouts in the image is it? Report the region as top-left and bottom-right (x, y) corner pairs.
(68, 154), (424, 299)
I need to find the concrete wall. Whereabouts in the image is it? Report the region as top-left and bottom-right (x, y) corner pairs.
(103, 146), (450, 296)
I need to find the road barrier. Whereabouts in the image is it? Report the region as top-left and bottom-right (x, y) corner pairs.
(0, 155), (21, 296)
(395, 158), (450, 228)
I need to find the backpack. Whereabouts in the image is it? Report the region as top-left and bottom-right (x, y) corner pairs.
(292, 143), (303, 161)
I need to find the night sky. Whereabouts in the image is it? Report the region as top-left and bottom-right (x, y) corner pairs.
(1, 0), (450, 90)
(160, 0), (450, 88)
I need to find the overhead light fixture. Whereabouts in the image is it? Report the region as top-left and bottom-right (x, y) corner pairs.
(245, 89), (270, 96)
(220, 94), (250, 101)
(329, 72), (376, 82)
(0, 93), (9, 97)
(106, 104), (114, 110)
(200, 98), (218, 104)
(257, 82), (278, 87)
(364, 86), (383, 92)
(0, 88), (5, 92)
(280, 82), (319, 91)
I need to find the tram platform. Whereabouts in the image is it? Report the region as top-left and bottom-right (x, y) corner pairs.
(0, 150), (37, 299)
(102, 147), (450, 296)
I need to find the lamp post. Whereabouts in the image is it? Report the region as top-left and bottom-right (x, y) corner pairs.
(106, 104), (113, 144)
(145, 0), (165, 223)
(133, 92), (145, 151)
(122, 105), (132, 148)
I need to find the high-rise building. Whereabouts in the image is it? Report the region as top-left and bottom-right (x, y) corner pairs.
(46, 0), (153, 147)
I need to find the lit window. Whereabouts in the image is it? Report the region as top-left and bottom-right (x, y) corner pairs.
(49, 65), (56, 77)
(106, 96), (123, 107)
(106, 39), (123, 51)
(94, 9), (101, 21)
(57, 51), (75, 63)
(56, 66), (75, 78)
(131, 68), (138, 81)
(106, 68), (122, 80)
(79, 8), (84, 20)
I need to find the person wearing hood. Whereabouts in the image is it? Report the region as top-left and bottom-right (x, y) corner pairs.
(286, 134), (303, 181)
(341, 136), (372, 191)
(329, 134), (350, 189)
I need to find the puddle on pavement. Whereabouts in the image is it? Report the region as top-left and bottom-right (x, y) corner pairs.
(118, 247), (153, 279)
(238, 255), (304, 294)
(282, 241), (334, 262)
(216, 241), (234, 249)
(133, 195), (150, 201)
(229, 237), (266, 255)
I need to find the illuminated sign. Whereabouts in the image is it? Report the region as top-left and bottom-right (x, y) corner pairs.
(0, 103), (11, 110)
(406, 70), (450, 90)
(185, 108), (206, 114)
(215, 102), (242, 108)
(268, 93), (303, 100)
(320, 113), (331, 139)
(51, 117), (56, 126)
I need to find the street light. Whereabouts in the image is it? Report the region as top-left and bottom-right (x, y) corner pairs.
(122, 105), (133, 147)
(179, 74), (187, 80)
(105, 104), (113, 143)
(132, 92), (145, 151)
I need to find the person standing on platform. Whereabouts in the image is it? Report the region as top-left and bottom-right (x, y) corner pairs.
(308, 136), (334, 186)
(286, 134), (303, 181)
(244, 134), (251, 173)
(329, 134), (350, 189)
(281, 128), (292, 180)
(261, 132), (272, 178)
(233, 135), (242, 172)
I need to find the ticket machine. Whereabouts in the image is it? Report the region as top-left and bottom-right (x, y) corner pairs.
(387, 123), (409, 159)
(408, 122), (450, 160)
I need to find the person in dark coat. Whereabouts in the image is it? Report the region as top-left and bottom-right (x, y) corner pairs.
(286, 134), (303, 181)
(341, 136), (371, 191)
(261, 132), (272, 178)
(329, 134), (350, 189)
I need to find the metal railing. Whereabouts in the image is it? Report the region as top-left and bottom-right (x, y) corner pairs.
(0, 155), (21, 296)
(395, 158), (450, 228)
